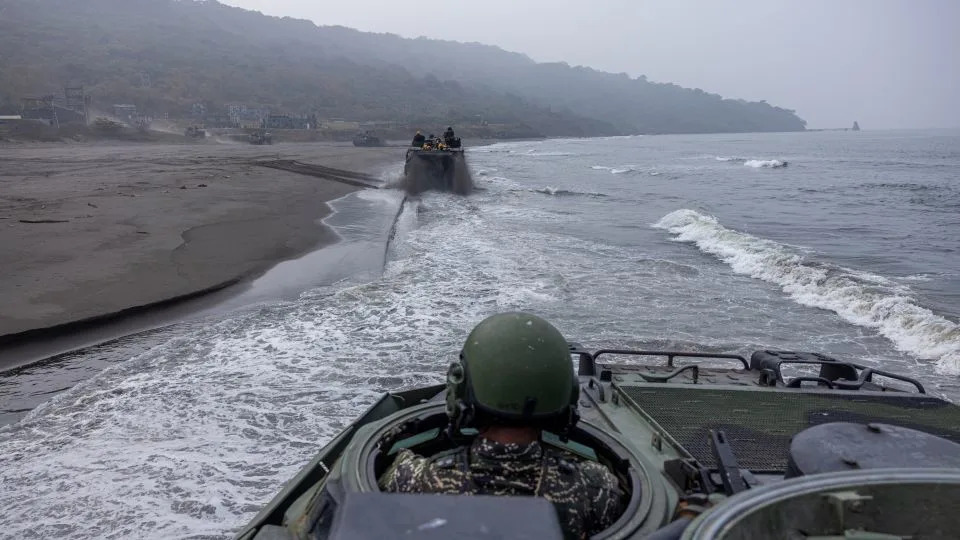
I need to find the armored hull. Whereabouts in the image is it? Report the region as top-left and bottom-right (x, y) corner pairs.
(237, 347), (960, 539)
(249, 130), (273, 145)
(402, 147), (471, 195)
(352, 133), (383, 147)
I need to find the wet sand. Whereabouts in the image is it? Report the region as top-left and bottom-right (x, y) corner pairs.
(0, 142), (402, 340)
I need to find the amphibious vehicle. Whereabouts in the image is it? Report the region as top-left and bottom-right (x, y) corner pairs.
(237, 347), (960, 539)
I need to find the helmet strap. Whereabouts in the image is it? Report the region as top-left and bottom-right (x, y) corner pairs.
(557, 406), (580, 442)
(445, 400), (474, 443)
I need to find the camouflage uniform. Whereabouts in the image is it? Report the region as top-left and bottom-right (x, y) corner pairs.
(379, 436), (626, 539)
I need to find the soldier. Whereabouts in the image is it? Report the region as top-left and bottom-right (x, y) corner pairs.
(380, 312), (625, 539)
(411, 130), (425, 147)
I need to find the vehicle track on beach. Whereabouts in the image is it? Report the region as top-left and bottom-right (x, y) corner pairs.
(256, 159), (384, 189)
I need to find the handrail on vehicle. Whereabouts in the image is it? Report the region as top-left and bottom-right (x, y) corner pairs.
(570, 345), (749, 377)
(754, 356), (927, 394)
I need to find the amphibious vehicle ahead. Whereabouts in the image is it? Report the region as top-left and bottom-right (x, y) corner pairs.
(402, 137), (470, 195)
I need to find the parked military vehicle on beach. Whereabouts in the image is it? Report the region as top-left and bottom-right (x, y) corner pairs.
(352, 131), (383, 147)
(402, 142), (470, 195)
(249, 129), (273, 145)
(237, 347), (960, 539)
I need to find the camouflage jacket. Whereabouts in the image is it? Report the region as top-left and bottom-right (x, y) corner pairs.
(379, 437), (626, 539)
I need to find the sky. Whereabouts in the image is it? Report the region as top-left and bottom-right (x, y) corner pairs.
(222, 0), (959, 129)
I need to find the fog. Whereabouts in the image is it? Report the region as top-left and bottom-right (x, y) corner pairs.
(223, 0), (959, 130)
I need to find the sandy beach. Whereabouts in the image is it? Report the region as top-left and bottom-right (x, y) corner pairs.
(0, 141), (402, 340)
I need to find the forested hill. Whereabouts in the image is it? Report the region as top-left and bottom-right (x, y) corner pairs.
(0, 0), (807, 135)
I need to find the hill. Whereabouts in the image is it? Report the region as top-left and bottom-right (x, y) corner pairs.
(0, 0), (806, 136)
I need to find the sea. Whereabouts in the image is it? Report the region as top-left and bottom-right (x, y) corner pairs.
(1, 129), (958, 538)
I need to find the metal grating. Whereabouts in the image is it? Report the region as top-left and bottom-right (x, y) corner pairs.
(619, 385), (960, 472)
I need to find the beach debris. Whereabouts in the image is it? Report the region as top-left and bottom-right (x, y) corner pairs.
(19, 219), (69, 224)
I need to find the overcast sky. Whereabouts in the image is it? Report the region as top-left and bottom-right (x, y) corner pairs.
(223, 0), (959, 129)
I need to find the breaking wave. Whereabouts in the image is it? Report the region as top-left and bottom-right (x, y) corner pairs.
(535, 186), (608, 198)
(744, 159), (788, 168)
(715, 156), (788, 168)
(653, 209), (960, 373)
(591, 165), (639, 174)
(513, 150), (575, 157)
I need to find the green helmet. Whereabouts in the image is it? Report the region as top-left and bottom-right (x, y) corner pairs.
(446, 312), (579, 433)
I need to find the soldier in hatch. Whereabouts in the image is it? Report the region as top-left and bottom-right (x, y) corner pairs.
(379, 312), (625, 539)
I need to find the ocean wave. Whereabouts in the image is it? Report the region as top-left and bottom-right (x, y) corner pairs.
(534, 150), (575, 156)
(865, 182), (940, 192)
(900, 274), (936, 282)
(484, 175), (524, 189)
(744, 159), (788, 168)
(653, 209), (960, 373)
(535, 186), (608, 198)
(515, 150), (575, 157)
(715, 156), (788, 168)
(591, 165), (639, 174)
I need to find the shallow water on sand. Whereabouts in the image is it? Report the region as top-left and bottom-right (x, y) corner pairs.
(1, 130), (959, 538)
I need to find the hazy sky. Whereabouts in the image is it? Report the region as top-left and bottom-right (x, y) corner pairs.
(223, 0), (959, 129)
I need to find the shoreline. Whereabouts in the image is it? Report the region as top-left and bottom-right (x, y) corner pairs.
(0, 181), (409, 424)
(0, 142), (402, 367)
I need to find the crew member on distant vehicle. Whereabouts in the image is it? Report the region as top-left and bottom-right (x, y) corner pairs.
(379, 312), (626, 540)
(411, 130), (426, 147)
(443, 126), (461, 148)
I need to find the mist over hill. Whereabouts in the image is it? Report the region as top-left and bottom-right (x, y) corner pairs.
(0, 0), (806, 136)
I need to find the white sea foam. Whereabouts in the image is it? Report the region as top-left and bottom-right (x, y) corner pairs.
(522, 150), (574, 157)
(591, 165), (637, 174)
(744, 159), (788, 168)
(900, 274), (937, 282)
(534, 186), (607, 198)
(0, 186), (591, 539)
(653, 209), (960, 373)
(484, 175), (527, 191)
(715, 156), (788, 168)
